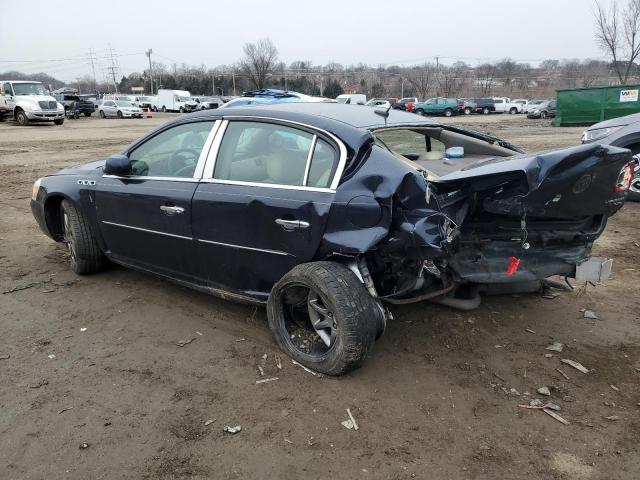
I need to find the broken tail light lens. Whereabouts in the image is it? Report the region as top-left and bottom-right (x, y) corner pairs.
(615, 161), (635, 193)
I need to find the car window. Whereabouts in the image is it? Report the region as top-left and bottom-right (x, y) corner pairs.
(307, 138), (339, 188)
(214, 121), (337, 188)
(128, 121), (214, 178)
(374, 129), (446, 156)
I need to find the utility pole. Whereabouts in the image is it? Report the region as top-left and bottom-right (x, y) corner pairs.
(106, 45), (120, 93)
(146, 49), (154, 95)
(87, 48), (98, 91)
(232, 71), (236, 96)
(212, 72), (215, 96)
(401, 77), (405, 98)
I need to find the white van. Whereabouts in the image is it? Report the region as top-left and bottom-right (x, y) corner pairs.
(157, 89), (198, 113)
(336, 94), (367, 105)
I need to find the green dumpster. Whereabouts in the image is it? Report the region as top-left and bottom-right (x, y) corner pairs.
(555, 84), (640, 126)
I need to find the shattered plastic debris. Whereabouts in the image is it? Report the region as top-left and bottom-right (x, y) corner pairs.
(255, 377), (279, 384)
(79, 442), (90, 450)
(28, 379), (48, 389)
(204, 419), (215, 426)
(544, 409), (570, 425)
(341, 408), (359, 431)
(291, 359), (321, 376)
(605, 415), (620, 421)
(542, 292), (560, 299)
(275, 355), (282, 370)
(537, 386), (551, 396)
(58, 407), (73, 414)
(582, 309), (598, 319)
(546, 342), (564, 353)
(0, 354), (10, 360)
(47, 353), (56, 359)
(223, 425), (242, 434)
(80, 327), (87, 332)
(176, 337), (196, 347)
(610, 385), (619, 392)
(561, 359), (589, 374)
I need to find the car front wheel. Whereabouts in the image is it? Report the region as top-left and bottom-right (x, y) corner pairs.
(482, 107), (490, 115)
(61, 200), (104, 274)
(15, 110), (29, 126)
(117, 111), (123, 119)
(444, 108), (453, 117)
(267, 261), (378, 376)
(99, 110), (106, 118)
(414, 108), (424, 116)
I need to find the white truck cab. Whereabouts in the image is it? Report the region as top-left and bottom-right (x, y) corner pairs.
(336, 94), (367, 105)
(0, 80), (65, 126)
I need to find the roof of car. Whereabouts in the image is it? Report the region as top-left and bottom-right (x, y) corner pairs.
(187, 102), (435, 130)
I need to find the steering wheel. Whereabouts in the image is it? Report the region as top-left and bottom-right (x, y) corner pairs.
(168, 148), (200, 176)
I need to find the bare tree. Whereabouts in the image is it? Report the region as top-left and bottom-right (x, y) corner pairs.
(595, 0), (640, 84)
(476, 63), (497, 95)
(241, 38), (279, 89)
(405, 63), (436, 100)
(438, 62), (467, 97)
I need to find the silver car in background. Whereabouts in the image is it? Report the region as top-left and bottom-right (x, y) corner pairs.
(98, 100), (144, 119)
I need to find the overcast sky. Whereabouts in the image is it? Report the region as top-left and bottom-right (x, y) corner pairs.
(0, 0), (615, 82)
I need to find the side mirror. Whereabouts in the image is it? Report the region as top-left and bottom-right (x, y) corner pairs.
(104, 154), (131, 176)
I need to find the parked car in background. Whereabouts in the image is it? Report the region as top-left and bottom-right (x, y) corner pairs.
(30, 103), (633, 374)
(0, 80), (65, 125)
(0, 97), (14, 120)
(79, 94), (101, 109)
(131, 95), (155, 110)
(52, 89), (96, 117)
(581, 112), (640, 200)
(527, 100), (556, 119)
(469, 98), (496, 114)
(413, 97), (458, 117)
(98, 100), (144, 118)
(392, 97), (418, 111)
(493, 97), (522, 114)
(365, 98), (391, 108)
(336, 94), (366, 105)
(512, 99), (529, 112)
(221, 89), (328, 108)
(193, 96), (223, 110)
(524, 99), (546, 113)
(458, 98), (474, 115)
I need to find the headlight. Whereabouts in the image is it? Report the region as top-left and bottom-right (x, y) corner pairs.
(582, 126), (624, 143)
(26, 103), (40, 111)
(32, 178), (42, 200)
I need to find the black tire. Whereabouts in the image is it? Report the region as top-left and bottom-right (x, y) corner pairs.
(541, 111), (548, 119)
(84, 112), (92, 117)
(414, 108), (424, 116)
(161, 106), (166, 112)
(117, 110), (123, 119)
(153, 106), (158, 112)
(482, 107), (490, 115)
(267, 261), (378, 376)
(61, 199), (104, 274)
(54, 119), (64, 125)
(444, 108), (453, 117)
(99, 110), (106, 118)
(15, 110), (29, 126)
(509, 107), (517, 114)
(464, 107), (471, 115)
(179, 107), (185, 113)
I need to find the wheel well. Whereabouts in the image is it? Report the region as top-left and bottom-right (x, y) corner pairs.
(13, 106), (23, 118)
(622, 142), (640, 154)
(44, 195), (65, 241)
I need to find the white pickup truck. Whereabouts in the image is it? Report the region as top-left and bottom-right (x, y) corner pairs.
(493, 97), (523, 114)
(0, 80), (65, 126)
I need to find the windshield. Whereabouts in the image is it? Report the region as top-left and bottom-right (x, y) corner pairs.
(116, 101), (135, 107)
(336, 97), (348, 104)
(12, 82), (49, 96)
(138, 96), (150, 101)
(178, 96), (191, 102)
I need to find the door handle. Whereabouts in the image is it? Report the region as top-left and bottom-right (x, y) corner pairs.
(160, 205), (185, 215)
(275, 218), (310, 229)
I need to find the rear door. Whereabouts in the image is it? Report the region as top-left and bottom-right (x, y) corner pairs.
(191, 119), (346, 298)
(95, 120), (219, 282)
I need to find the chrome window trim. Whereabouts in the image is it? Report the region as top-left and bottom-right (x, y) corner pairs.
(196, 238), (293, 257)
(102, 175), (199, 183)
(193, 120), (221, 179)
(101, 221), (192, 240)
(202, 116), (348, 192)
(302, 135), (317, 186)
(202, 119), (228, 179)
(198, 178), (334, 193)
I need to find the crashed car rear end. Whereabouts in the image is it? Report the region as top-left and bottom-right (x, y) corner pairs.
(30, 104), (633, 376)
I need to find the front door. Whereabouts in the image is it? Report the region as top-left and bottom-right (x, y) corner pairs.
(191, 120), (344, 299)
(95, 120), (217, 282)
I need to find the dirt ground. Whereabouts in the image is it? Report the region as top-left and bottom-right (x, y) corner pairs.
(0, 113), (639, 480)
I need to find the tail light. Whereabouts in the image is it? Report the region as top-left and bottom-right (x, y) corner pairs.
(615, 161), (635, 193)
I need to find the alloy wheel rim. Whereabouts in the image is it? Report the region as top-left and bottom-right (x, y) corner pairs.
(307, 291), (337, 348)
(63, 211), (76, 262)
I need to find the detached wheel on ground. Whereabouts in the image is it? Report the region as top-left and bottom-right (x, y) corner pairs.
(267, 261), (378, 376)
(61, 199), (104, 274)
